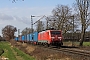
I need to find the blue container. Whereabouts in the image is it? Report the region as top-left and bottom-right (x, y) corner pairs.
(27, 34), (30, 41)
(22, 35), (25, 41)
(24, 35), (27, 41)
(30, 33), (33, 41)
(33, 32), (38, 42)
(15, 37), (18, 41)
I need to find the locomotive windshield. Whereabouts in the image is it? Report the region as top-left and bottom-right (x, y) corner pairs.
(51, 31), (61, 37)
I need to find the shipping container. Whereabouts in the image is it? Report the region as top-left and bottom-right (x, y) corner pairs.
(15, 37), (18, 41)
(22, 35), (25, 42)
(24, 35), (27, 42)
(33, 32), (38, 42)
(27, 34), (30, 41)
(30, 33), (33, 41)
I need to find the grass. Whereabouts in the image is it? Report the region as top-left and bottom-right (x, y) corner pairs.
(0, 41), (35, 60)
(73, 42), (90, 46)
(0, 41), (16, 60)
(83, 42), (90, 46)
(63, 41), (90, 46)
(13, 47), (35, 60)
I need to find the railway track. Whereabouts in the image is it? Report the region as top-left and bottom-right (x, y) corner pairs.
(57, 48), (90, 57)
(39, 45), (90, 59)
(16, 42), (90, 59)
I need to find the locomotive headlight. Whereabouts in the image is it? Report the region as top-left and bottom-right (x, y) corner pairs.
(58, 37), (62, 39)
(60, 39), (61, 40)
(58, 37), (62, 40)
(51, 37), (54, 41)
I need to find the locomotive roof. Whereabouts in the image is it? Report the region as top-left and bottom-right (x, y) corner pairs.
(39, 30), (61, 33)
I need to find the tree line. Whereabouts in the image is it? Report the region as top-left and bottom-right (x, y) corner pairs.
(2, 0), (90, 46)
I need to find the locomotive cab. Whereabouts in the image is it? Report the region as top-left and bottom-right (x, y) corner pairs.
(50, 30), (63, 46)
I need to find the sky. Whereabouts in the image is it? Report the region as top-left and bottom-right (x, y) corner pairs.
(0, 0), (76, 36)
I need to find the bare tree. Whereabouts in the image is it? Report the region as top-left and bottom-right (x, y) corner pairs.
(2, 25), (17, 40)
(21, 27), (32, 35)
(75, 0), (90, 46)
(46, 16), (57, 29)
(36, 21), (44, 32)
(50, 5), (78, 34)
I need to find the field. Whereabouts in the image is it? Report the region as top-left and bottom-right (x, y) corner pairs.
(63, 41), (90, 46)
(0, 41), (35, 60)
(83, 42), (90, 46)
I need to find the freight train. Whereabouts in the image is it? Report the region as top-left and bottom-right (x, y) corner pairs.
(15, 30), (63, 47)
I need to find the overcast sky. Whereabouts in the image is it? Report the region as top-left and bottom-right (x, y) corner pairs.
(0, 0), (75, 36)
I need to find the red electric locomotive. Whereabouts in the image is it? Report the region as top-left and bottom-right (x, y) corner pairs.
(38, 30), (63, 47)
